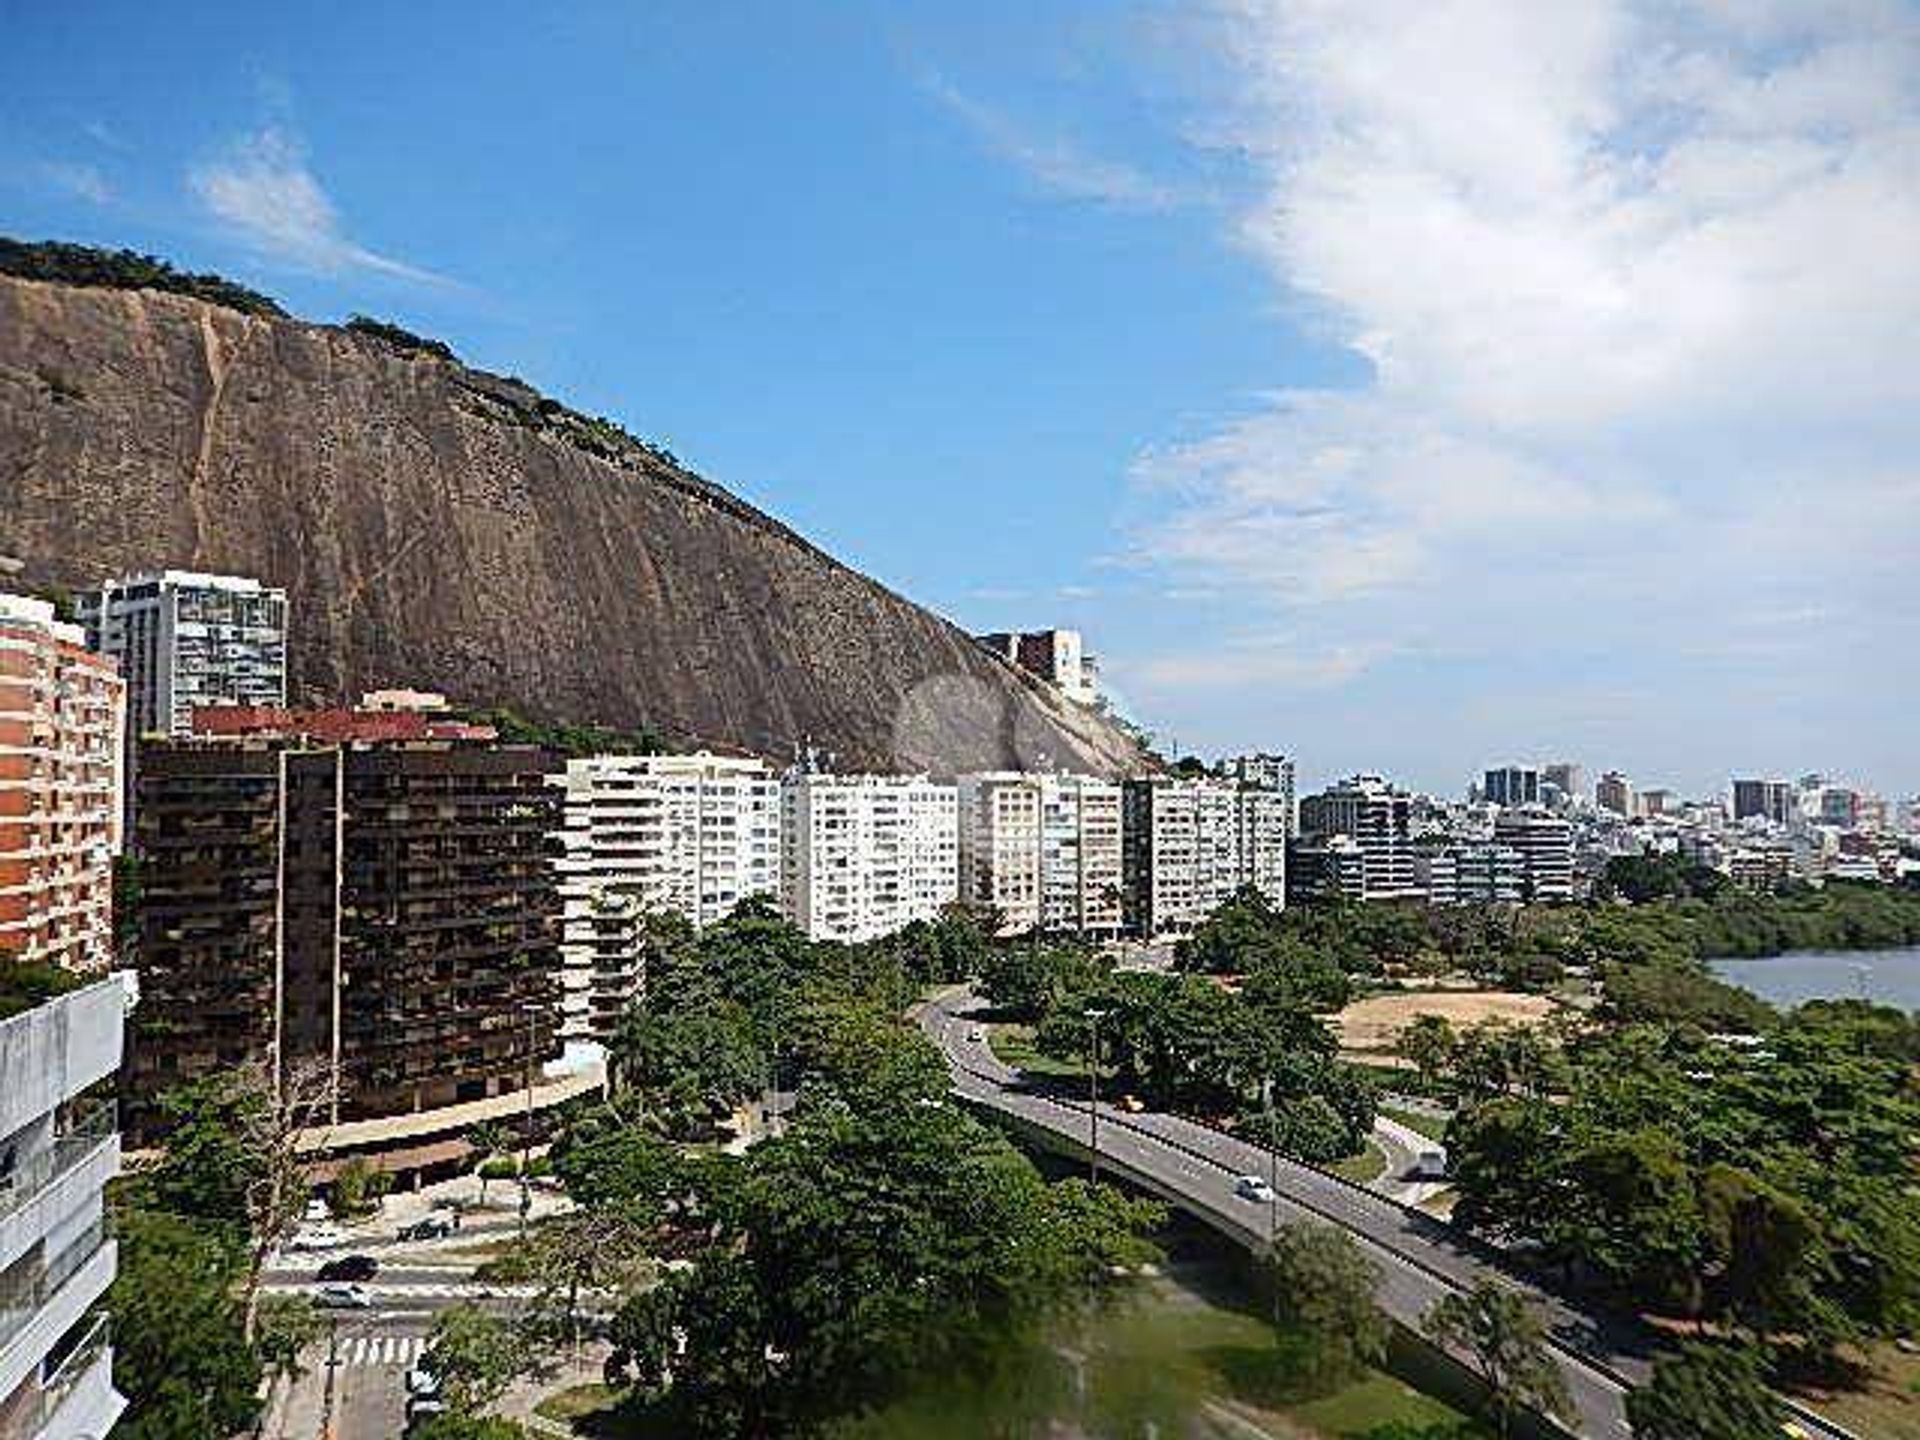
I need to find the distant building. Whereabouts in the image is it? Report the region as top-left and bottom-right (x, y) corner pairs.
(1731, 778), (1794, 826)
(129, 711), (568, 1154)
(1483, 766), (1541, 808)
(1491, 808), (1575, 902)
(1454, 842), (1528, 905)
(1225, 752), (1297, 836)
(1725, 844), (1792, 892)
(1639, 788), (1673, 817)
(1122, 776), (1286, 937)
(1295, 775), (1423, 903)
(0, 594), (126, 974)
(781, 773), (958, 943)
(1413, 846), (1459, 906)
(552, 753), (781, 1048)
(1543, 762), (1584, 800)
(0, 973), (132, 1439)
(976, 628), (1098, 706)
(958, 772), (1124, 938)
(77, 570), (287, 738)
(1595, 770), (1637, 818)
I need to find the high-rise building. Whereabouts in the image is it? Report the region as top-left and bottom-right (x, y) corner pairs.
(1731, 778), (1794, 826)
(1640, 788), (1673, 817)
(974, 629), (1099, 706)
(553, 753), (780, 1047)
(1295, 775), (1423, 902)
(781, 774), (958, 943)
(1595, 770), (1637, 818)
(1491, 808), (1576, 902)
(1413, 845), (1459, 906)
(0, 595), (125, 976)
(1453, 843), (1528, 905)
(958, 772), (1126, 938)
(1482, 766), (1541, 808)
(1225, 753), (1297, 836)
(0, 972), (133, 1440)
(1121, 776), (1286, 936)
(1542, 763), (1584, 801)
(76, 571), (287, 738)
(129, 709), (567, 1152)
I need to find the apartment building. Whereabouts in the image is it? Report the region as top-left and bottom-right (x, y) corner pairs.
(958, 773), (1124, 938)
(1731, 777), (1794, 827)
(1296, 775), (1425, 903)
(76, 571), (287, 738)
(1121, 776), (1287, 937)
(0, 597), (125, 976)
(553, 753), (780, 1047)
(0, 973), (131, 1440)
(129, 709), (565, 1155)
(1226, 753), (1296, 836)
(1492, 808), (1576, 902)
(975, 628), (1099, 706)
(1454, 842), (1528, 905)
(781, 773), (957, 943)
(1482, 766), (1541, 808)
(1595, 770), (1637, 819)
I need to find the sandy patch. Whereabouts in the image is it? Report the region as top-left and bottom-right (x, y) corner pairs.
(1335, 990), (1556, 1052)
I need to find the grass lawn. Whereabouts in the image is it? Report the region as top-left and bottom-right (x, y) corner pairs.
(988, 1021), (1109, 1083)
(1802, 1343), (1920, 1439)
(1379, 1106), (1450, 1143)
(535, 1383), (622, 1424)
(1331, 1142), (1388, 1185)
(1290, 1371), (1487, 1437)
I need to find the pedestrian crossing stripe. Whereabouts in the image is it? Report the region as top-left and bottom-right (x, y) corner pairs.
(334, 1334), (427, 1367)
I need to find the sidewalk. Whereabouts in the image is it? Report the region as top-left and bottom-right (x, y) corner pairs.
(495, 1346), (613, 1438)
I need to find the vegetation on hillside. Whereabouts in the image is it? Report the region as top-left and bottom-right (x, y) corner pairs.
(345, 312), (457, 360)
(0, 236), (284, 316)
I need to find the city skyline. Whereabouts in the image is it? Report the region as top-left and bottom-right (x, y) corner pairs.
(3, 2), (1916, 800)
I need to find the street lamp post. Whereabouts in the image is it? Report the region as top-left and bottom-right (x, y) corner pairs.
(1084, 1006), (1110, 1185)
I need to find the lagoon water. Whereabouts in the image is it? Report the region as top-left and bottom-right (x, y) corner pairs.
(1710, 945), (1920, 1010)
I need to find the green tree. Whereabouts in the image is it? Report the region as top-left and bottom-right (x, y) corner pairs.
(1626, 1339), (1785, 1440)
(1421, 1280), (1573, 1440)
(1264, 1222), (1387, 1391)
(109, 1207), (264, 1440)
(1397, 1014), (1457, 1094)
(408, 1416), (532, 1440)
(423, 1304), (538, 1414)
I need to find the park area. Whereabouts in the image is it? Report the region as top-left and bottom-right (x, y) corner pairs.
(1333, 989), (1558, 1059)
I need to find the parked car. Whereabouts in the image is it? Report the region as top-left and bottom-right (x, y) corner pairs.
(967, 1026), (985, 1044)
(314, 1282), (372, 1309)
(1412, 1147), (1448, 1180)
(398, 1211), (456, 1241)
(288, 1223), (347, 1251)
(303, 1199), (332, 1224)
(317, 1254), (379, 1282)
(405, 1396), (447, 1431)
(1234, 1174), (1278, 1204)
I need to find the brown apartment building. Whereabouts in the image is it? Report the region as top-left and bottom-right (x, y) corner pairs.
(0, 594), (125, 975)
(128, 705), (564, 1148)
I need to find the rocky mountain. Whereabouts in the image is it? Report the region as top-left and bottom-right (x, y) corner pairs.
(0, 252), (1146, 775)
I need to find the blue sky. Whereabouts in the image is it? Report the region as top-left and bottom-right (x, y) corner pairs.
(4, 1), (1917, 799)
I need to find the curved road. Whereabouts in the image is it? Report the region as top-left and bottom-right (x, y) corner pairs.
(923, 988), (1852, 1440)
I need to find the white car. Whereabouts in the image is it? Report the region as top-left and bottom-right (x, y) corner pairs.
(405, 1366), (441, 1399)
(288, 1223), (347, 1251)
(314, 1282), (372, 1309)
(1234, 1174), (1278, 1204)
(967, 1026), (985, 1044)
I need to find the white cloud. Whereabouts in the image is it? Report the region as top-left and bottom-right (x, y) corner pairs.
(926, 76), (1180, 209)
(1127, 0), (1920, 785)
(44, 162), (110, 204)
(189, 127), (442, 282)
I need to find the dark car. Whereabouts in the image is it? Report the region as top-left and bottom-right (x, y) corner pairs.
(316, 1254), (379, 1283)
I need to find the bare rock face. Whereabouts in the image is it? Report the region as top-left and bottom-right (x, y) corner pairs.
(0, 274), (1145, 775)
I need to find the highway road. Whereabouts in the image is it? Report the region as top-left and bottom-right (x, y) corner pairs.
(923, 988), (1854, 1440)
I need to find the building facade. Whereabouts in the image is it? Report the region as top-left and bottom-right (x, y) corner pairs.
(0, 597), (125, 976)
(975, 628), (1099, 706)
(1295, 775), (1424, 903)
(129, 716), (564, 1149)
(553, 753), (780, 1047)
(1731, 777), (1794, 826)
(780, 774), (958, 943)
(0, 974), (131, 1440)
(1491, 809), (1576, 902)
(1482, 766), (1541, 808)
(957, 772), (1123, 938)
(77, 571), (287, 739)
(1226, 753), (1297, 836)
(1121, 777), (1287, 936)
(1595, 770), (1637, 818)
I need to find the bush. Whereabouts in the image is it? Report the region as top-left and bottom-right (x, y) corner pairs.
(1, 236), (283, 316)
(344, 314), (456, 361)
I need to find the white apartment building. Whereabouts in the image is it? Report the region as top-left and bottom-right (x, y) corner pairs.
(958, 773), (1124, 938)
(1226, 753), (1297, 837)
(0, 973), (131, 1440)
(1492, 808), (1576, 902)
(552, 753), (780, 1047)
(1122, 777), (1287, 937)
(77, 570), (287, 738)
(1296, 775), (1425, 903)
(0, 597), (125, 975)
(781, 773), (958, 943)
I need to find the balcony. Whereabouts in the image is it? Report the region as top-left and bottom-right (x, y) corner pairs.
(0, 1106), (119, 1274)
(15, 1312), (123, 1440)
(0, 1222), (116, 1408)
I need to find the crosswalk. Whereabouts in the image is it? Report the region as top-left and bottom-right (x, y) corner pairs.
(331, 1334), (427, 1368)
